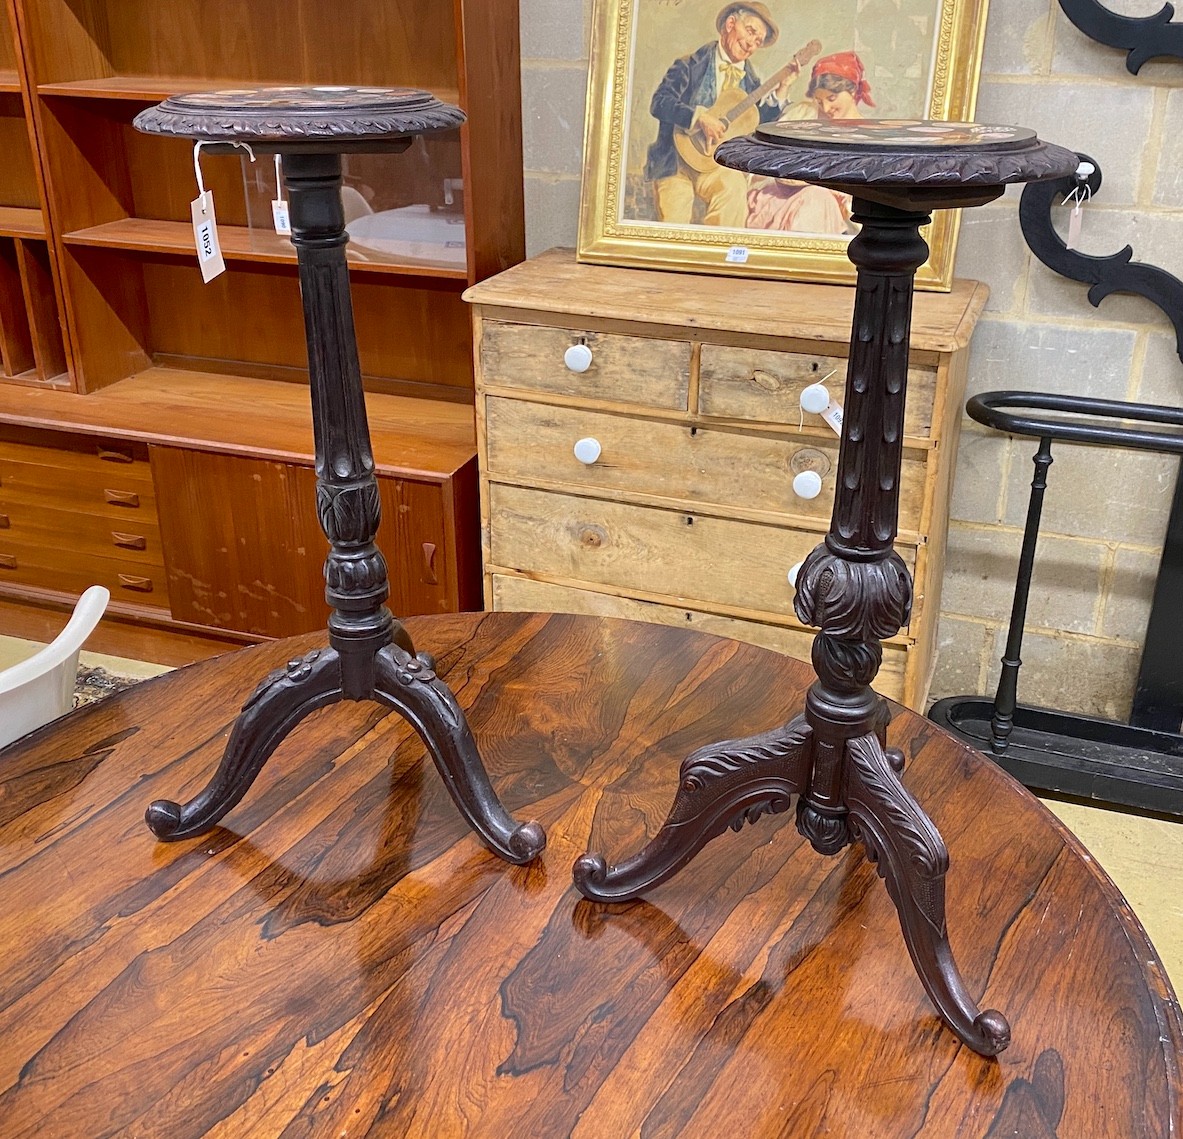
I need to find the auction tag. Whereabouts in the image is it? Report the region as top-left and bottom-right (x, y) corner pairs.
(725, 245), (749, 264)
(271, 198), (292, 235)
(190, 191), (225, 282)
(1067, 203), (1082, 251)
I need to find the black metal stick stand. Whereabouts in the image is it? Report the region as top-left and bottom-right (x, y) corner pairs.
(132, 88), (544, 864)
(573, 119), (1079, 1056)
(929, 392), (1183, 817)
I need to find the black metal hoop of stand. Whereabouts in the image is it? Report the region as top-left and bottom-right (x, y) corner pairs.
(929, 393), (1183, 817)
(930, 152), (1183, 817)
(131, 88), (545, 865)
(1056, 0), (1183, 74)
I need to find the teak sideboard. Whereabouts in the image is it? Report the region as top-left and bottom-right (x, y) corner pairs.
(466, 249), (987, 711)
(0, 0), (522, 655)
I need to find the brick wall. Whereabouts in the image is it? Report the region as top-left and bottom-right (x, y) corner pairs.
(518, 0), (1183, 716)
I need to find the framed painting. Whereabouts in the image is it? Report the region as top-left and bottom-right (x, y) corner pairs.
(578, 0), (991, 290)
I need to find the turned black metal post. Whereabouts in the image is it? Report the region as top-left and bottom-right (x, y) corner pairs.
(132, 88), (545, 865)
(990, 437), (1054, 752)
(573, 119), (1079, 1057)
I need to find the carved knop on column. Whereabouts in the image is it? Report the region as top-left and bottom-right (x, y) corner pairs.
(794, 547), (913, 643)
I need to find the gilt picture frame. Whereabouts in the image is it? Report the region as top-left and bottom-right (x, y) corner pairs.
(578, 0), (991, 290)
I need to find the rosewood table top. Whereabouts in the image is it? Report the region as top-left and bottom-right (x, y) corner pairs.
(0, 612), (1178, 1137)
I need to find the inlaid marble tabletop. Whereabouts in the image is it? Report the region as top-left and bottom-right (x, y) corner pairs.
(0, 612), (1178, 1137)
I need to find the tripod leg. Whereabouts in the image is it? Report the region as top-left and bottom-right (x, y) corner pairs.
(146, 648), (343, 841)
(845, 732), (1011, 1056)
(373, 645), (545, 865)
(574, 717), (813, 902)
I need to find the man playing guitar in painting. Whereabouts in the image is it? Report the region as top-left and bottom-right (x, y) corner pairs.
(646, 3), (817, 228)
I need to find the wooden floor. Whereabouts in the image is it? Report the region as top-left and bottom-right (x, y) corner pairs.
(0, 612), (1178, 1137)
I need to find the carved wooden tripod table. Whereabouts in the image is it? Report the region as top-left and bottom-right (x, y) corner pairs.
(573, 120), (1079, 1056)
(132, 87), (545, 865)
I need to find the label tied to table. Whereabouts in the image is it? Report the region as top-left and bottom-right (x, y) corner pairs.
(191, 191), (226, 283)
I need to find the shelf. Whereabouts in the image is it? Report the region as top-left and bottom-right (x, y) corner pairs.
(0, 366), (477, 479)
(0, 206), (45, 239)
(0, 69), (20, 93)
(37, 75), (462, 107)
(63, 218), (469, 279)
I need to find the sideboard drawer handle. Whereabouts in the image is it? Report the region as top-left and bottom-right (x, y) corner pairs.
(0, 513), (8, 529)
(0, 553), (15, 569)
(118, 574), (153, 593)
(104, 489), (141, 508)
(421, 542), (438, 585)
(564, 343), (594, 373)
(97, 446), (135, 464)
(111, 531), (148, 551)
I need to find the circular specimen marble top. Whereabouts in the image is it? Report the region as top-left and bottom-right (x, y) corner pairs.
(133, 84), (465, 149)
(716, 118), (1079, 204)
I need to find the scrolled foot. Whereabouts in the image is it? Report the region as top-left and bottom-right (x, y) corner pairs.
(145, 799), (183, 839)
(508, 821), (548, 864)
(574, 719), (812, 902)
(845, 732), (1010, 1057)
(970, 1009), (1012, 1057)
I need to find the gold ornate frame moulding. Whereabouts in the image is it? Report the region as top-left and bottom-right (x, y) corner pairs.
(578, 0), (990, 290)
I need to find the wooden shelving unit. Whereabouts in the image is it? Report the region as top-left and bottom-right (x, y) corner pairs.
(0, 5), (66, 390)
(0, 0), (524, 654)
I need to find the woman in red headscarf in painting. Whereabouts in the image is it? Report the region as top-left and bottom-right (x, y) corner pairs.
(745, 51), (874, 235)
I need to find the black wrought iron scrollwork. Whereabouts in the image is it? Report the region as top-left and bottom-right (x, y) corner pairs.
(1056, 0), (1183, 74)
(1019, 152), (1183, 363)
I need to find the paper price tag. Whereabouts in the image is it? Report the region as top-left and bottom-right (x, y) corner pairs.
(725, 245), (749, 264)
(1067, 203), (1082, 251)
(271, 198), (292, 235)
(190, 191), (225, 283)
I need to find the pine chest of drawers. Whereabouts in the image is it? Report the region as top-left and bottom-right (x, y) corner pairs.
(464, 249), (987, 710)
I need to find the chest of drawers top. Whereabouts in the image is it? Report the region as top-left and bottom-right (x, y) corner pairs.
(463, 247), (988, 357)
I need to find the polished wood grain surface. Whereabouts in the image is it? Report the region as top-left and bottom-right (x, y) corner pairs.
(0, 612), (1178, 1137)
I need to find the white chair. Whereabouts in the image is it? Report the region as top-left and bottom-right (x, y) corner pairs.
(0, 586), (110, 750)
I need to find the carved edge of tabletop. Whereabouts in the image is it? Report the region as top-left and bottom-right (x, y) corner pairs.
(132, 95), (465, 144)
(715, 135), (1081, 188)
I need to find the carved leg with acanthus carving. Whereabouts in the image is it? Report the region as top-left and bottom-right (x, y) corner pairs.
(573, 718), (813, 902)
(846, 732), (1012, 1055)
(372, 645), (546, 864)
(146, 647), (343, 840)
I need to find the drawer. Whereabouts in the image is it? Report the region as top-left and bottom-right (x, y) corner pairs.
(0, 456), (158, 520)
(0, 536), (167, 607)
(479, 320), (691, 410)
(490, 573), (907, 703)
(0, 502), (164, 567)
(487, 483), (916, 625)
(699, 345), (939, 439)
(485, 397), (929, 533)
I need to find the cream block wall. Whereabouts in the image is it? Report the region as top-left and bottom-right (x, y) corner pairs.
(518, 0), (1183, 717)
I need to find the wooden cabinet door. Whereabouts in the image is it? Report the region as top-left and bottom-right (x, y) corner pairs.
(152, 448), (470, 638)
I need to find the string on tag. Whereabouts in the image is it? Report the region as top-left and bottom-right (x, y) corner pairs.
(190, 141), (253, 283)
(192, 140), (256, 213)
(1062, 161), (1093, 252)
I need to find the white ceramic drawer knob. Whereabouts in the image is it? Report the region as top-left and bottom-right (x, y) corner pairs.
(573, 437), (602, 465)
(799, 383), (830, 414)
(792, 470), (823, 499)
(564, 343), (594, 373)
(787, 561), (804, 588)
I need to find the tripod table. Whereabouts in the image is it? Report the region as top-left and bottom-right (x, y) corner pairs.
(131, 86), (545, 865)
(574, 119), (1080, 1057)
